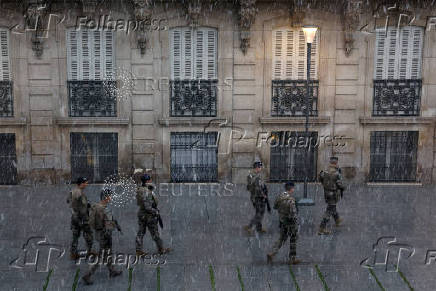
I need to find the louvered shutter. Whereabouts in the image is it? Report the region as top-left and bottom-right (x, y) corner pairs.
(183, 29), (193, 79)
(67, 29), (114, 81)
(206, 28), (217, 79)
(374, 29), (386, 80)
(103, 31), (114, 80)
(272, 30), (283, 79)
(374, 26), (423, 80)
(272, 28), (319, 80)
(170, 28), (182, 79)
(410, 26), (423, 79)
(0, 29), (11, 81)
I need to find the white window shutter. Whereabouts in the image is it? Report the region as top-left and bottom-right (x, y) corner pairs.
(272, 30), (284, 79)
(93, 31), (101, 80)
(374, 29), (386, 80)
(284, 30), (294, 79)
(195, 29), (203, 79)
(0, 29), (11, 81)
(310, 33), (319, 80)
(103, 31), (114, 80)
(206, 28), (217, 79)
(170, 28), (182, 80)
(374, 26), (423, 80)
(67, 30), (79, 80)
(297, 30), (306, 80)
(183, 28), (193, 79)
(410, 26), (423, 79)
(81, 30), (91, 80)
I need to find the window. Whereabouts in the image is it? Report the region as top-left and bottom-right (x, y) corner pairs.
(271, 28), (319, 116)
(369, 131), (418, 182)
(170, 132), (218, 182)
(66, 29), (116, 117)
(373, 26), (423, 116)
(269, 131), (318, 182)
(0, 133), (17, 184)
(0, 28), (13, 117)
(169, 27), (218, 116)
(70, 133), (118, 183)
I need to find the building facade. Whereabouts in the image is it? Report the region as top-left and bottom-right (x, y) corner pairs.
(0, 0), (435, 185)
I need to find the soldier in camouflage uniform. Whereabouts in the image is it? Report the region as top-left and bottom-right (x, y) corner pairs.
(267, 182), (301, 265)
(67, 177), (95, 260)
(318, 156), (345, 235)
(135, 174), (171, 256)
(244, 161), (270, 234)
(82, 189), (122, 285)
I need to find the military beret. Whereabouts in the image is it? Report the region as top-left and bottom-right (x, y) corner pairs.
(141, 174), (152, 183)
(76, 177), (88, 185)
(100, 188), (113, 201)
(330, 156), (339, 162)
(285, 181), (295, 190)
(253, 161), (263, 168)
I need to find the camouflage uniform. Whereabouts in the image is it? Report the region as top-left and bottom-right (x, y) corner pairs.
(319, 165), (345, 229)
(135, 185), (164, 252)
(82, 202), (121, 284)
(246, 170), (267, 231)
(69, 187), (93, 255)
(269, 192), (299, 259)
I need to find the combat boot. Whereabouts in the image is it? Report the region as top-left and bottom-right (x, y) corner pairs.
(289, 256), (301, 265)
(335, 218), (343, 227)
(70, 252), (80, 260)
(158, 247), (172, 254)
(109, 269), (122, 278)
(82, 274), (93, 285)
(136, 250), (148, 257)
(266, 253), (274, 264)
(317, 227), (331, 235)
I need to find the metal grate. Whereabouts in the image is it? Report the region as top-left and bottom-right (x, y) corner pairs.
(68, 80), (117, 117)
(170, 80), (217, 117)
(0, 81), (13, 117)
(170, 132), (218, 182)
(270, 131), (318, 182)
(0, 133), (17, 184)
(271, 80), (318, 117)
(70, 133), (118, 183)
(369, 131), (418, 182)
(373, 79), (421, 116)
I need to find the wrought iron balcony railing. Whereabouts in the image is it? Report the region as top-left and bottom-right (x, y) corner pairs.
(373, 79), (421, 116)
(170, 80), (217, 117)
(0, 81), (13, 117)
(271, 80), (318, 117)
(68, 80), (117, 117)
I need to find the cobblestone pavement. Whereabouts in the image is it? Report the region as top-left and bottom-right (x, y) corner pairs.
(0, 183), (435, 290)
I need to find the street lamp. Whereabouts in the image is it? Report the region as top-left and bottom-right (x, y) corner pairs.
(297, 26), (318, 206)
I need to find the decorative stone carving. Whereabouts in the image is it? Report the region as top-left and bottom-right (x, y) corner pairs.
(288, 1), (305, 27)
(238, 0), (257, 55)
(131, 0), (152, 55)
(184, 0), (202, 26)
(342, 0), (361, 57)
(81, 0), (99, 14)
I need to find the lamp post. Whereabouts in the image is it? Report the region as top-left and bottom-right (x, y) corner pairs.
(297, 26), (318, 206)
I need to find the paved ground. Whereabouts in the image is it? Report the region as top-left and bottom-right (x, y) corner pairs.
(0, 182), (435, 290)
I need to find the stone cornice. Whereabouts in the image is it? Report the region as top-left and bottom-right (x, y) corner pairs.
(359, 116), (434, 125)
(259, 116), (330, 125)
(0, 117), (27, 127)
(55, 117), (130, 126)
(158, 118), (224, 127)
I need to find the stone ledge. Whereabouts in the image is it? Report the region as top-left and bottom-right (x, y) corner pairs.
(359, 116), (434, 125)
(259, 116), (331, 125)
(158, 118), (225, 127)
(0, 117), (27, 126)
(55, 117), (130, 126)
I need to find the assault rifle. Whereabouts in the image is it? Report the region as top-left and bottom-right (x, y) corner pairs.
(262, 184), (271, 213)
